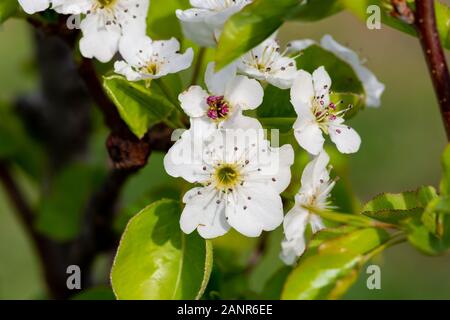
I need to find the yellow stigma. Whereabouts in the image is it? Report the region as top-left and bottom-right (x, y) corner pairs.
(96, 0), (116, 7)
(214, 164), (240, 190)
(143, 62), (159, 75)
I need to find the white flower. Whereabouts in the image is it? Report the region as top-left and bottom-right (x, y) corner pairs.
(18, 0), (50, 14)
(178, 62), (264, 138)
(280, 151), (334, 265)
(288, 35), (385, 108)
(114, 36), (194, 81)
(52, 0), (150, 62)
(164, 129), (294, 239)
(238, 37), (297, 89)
(290, 67), (361, 155)
(176, 0), (252, 47)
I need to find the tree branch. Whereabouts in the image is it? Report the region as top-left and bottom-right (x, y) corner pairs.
(414, 0), (450, 139)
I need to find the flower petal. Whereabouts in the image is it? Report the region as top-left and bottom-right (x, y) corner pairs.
(19, 0), (50, 14)
(328, 119), (361, 154)
(176, 9), (217, 47)
(114, 61), (142, 81)
(79, 15), (121, 62)
(225, 75), (264, 110)
(181, 187), (230, 239)
(226, 183), (284, 237)
(300, 151), (331, 190)
(293, 118), (325, 155)
(312, 66), (331, 106)
(179, 86), (209, 118)
(280, 206), (309, 265)
(287, 39), (316, 53)
(290, 70), (314, 115)
(220, 112), (262, 131)
(205, 62), (236, 95)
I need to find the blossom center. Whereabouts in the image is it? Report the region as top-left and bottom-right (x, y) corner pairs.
(144, 62), (159, 75)
(214, 164), (240, 189)
(96, 0), (116, 8)
(206, 96), (230, 121)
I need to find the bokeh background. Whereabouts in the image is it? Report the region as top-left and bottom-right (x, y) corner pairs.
(1, 8), (450, 299)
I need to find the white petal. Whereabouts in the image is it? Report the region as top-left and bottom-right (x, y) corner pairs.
(181, 187), (231, 239)
(271, 144), (295, 193)
(79, 15), (120, 62)
(52, 0), (91, 14)
(176, 9), (217, 47)
(205, 62), (236, 95)
(163, 48), (194, 75)
(280, 206), (309, 265)
(280, 236), (306, 265)
(114, 61), (142, 81)
(119, 35), (153, 66)
(225, 75), (264, 110)
(179, 86), (209, 117)
(266, 56), (297, 89)
(226, 183), (284, 237)
(220, 112), (263, 131)
(283, 206), (309, 241)
(328, 119), (361, 154)
(320, 35), (385, 108)
(290, 70), (314, 115)
(293, 118), (325, 155)
(310, 214), (326, 234)
(300, 151), (331, 190)
(19, 0), (50, 14)
(312, 66), (331, 106)
(287, 39), (316, 53)
(163, 126), (212, 183)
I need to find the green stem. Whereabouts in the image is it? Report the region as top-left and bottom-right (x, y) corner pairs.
(191, 47), (206, 85)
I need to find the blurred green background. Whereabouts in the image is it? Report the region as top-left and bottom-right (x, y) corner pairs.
(1, 9), (450, 299)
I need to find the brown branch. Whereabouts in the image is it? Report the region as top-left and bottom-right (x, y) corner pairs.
(414, 0), (450, 139)
(0, 162), (34, 229)
(0, 161), (75, 299)
(14, 17), (176, 299)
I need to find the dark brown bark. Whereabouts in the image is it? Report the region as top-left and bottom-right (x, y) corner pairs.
(414, 0), (450, 139)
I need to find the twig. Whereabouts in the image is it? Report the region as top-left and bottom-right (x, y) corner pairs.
(414, 0), (450, 139)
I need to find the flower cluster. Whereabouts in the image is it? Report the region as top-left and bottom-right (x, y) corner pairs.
(18, 0), (385, 265)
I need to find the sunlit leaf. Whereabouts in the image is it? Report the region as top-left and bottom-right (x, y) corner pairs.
(216, 0), (299, 69)
(282, 228), (390, 300)
(103, 76), (176, 139)
(111, 199), (213, 300)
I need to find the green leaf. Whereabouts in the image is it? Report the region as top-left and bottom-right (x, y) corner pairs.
(421, 196), (450, 237)
(404, 216), (450, 256)
(291, 0), (343, 22)
(215, 0), (299, 69)
(35, 163), (106, 242)
(147, 0), (189, 39)
(111, 199), (213, 300)
(0, 0), (18, 24)
(361, 189), (435, 224)
(103, 76), (176, 139)
(281, 228), (390, 300)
